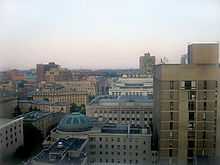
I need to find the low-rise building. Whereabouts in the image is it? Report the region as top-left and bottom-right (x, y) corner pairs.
(45, 112), (152, 165)
(0, 118), (24, 158)
(86, 95), (153, 128)
(109, 74), (153, 97)
(30, 138), (88, 165)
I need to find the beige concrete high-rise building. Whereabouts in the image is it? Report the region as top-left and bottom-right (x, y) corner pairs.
(139, 52), (155, 75)
(153, 43), (220, 165)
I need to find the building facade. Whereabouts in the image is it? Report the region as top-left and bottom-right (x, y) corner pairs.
(86, 95), (153, 129)
(19, 99), (70, 113)
(0, 118), (24, 158)
(36, 62), (59, 82)
(33, 89), (88, 106)
(153, 43), (220, 165)
(45, 67), (73, 82)
(139, 52), (156, 75)
(109, 74), (153, 97)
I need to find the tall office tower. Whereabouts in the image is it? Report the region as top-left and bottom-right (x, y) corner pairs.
(36, 62), (59, 82)
(139, 52), (156, 75)
(153, 43), (220, 165)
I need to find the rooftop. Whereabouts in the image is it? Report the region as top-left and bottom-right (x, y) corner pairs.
(21, 111), (52, 122)
(89, 95), (153, 106)
(101, 124), (144, 134)
(32, 138), (87, 164)
(0, 118), (23, 129)
(57, 112), (92, 132)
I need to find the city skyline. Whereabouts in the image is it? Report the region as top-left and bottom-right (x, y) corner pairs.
(0, 0), (220, 70)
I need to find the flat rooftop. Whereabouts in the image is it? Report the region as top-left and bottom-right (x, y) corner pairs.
(32, 138), (87, 164)
(101, 123), (149, 134)
(0, 118), (13, 126)
(21, 111), (52, 122)
(0, 118), (23, 129)
(89, 95), (153, 106)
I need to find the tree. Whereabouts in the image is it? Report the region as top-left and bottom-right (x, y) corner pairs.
(80, 104), (86, 114)
(70, 103), (77, 112)
(13, 124), (44, 159)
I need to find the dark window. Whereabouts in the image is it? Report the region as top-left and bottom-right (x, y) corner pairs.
(170, 122), (173, 130)
(204, 81), (207, 89)
(170, 112), (173, 120)
(169, 149), (172, 157)
(185, 81), (192, 90)
(188, 141), (194, 148)
(189, 112), (194, 121)
(204, 102), (207, 110)
(188, 102), (196, 111)
(188, 149), (194, 157)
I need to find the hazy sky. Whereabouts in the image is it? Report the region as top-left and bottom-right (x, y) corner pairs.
(0, 0), (219, 70)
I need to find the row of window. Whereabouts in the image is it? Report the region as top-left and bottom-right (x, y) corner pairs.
(90, 137), (146, 144)
(90, 150), (145, 156)
(90, 158), (142, 164)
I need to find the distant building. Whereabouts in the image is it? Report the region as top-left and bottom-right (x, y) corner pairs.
(0, 118), (24, 158)
(45, 112), (152, 165)
(55, 80), (97, 96)
(86, 95), (153, 129)
(109, 74), (153, 97)
(33, 88), (88, 106)
(5, 69), (25, 81)
(153, 43), (220, 165)
(180, 54), (188, 64)
(36, 62), (59, 82)
(21, 111), (63, 137)
(0, 90), (17, 118)
(19, 99), (71, 113)
(139, 52), (155, 75)
(45, 67), (72, 82)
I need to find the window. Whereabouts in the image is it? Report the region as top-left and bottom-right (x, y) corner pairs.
(189, 112), (194, 121)
(204, 102), (207, 110)
(170, 112), (173, 120)
(188, 91), (196, 100)
(170, 122), (173, 130)
(185, 81), (192, 90)
(188, 102), (196, 111)
(170, 102), (174, 111)
(170, 81), (174, 89)
(188, 141), (194, 148)
(169, 149), (172, 157)
(204, 81), (207, 89)
(170, 91), (174, 99)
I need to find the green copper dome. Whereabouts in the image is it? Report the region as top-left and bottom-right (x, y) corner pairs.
(57, 112), (91, 132)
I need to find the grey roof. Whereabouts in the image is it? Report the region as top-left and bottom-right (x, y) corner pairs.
(0, 118), (13, 127)
(89, 95), (153, 106)
(0, 118), (23, 129)
(21, 111), (51, 121)
(57, 112), (92, 132)
(33, 138), (87, 164)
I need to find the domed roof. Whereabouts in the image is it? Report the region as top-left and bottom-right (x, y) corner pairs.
(57, 112), (92, 132)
